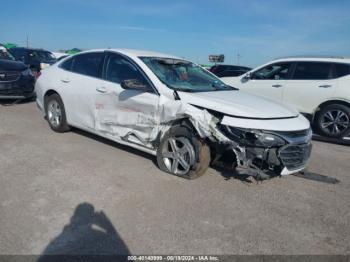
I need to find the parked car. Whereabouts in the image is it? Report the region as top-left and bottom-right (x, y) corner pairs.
(210, 64), (251, 77)
(56, 54), (70, 62)
(9, 47), (56, 76)
(222, 56), (350, 138)
(35, 49), (312, 180)
(0, 46), (35, 99)
(52, 52), (69, 60)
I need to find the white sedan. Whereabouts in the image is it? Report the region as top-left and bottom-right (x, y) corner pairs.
(35, 49), (312, 180)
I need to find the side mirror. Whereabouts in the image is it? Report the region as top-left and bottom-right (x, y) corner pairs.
(242, 72), (252, 83)
(244, 72), (252, 79)
(120, 79), (150, 91)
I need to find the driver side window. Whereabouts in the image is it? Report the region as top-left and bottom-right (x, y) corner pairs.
(105, 53), (150, 89)
(252, 63), (292, 80)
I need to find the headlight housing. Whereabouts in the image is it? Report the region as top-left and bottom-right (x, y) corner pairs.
(220, 125), (286, 147)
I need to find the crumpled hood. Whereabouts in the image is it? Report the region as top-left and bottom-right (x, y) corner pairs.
(0, 59), (27, 71)
(178, 90), (298, 119)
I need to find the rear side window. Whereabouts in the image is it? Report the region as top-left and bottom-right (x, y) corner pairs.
(60, 57), (73, 71)
(71, 53), (104, 78)
(334, 63), (350, 78)
(292, 62), (331, 80)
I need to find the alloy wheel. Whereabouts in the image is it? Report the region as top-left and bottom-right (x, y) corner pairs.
(47, 100), (62, 128)
(162, 137), (196, 176)
(320, 109), (349, 135)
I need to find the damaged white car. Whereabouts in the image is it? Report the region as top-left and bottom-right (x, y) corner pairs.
(35, 49), (312, 180)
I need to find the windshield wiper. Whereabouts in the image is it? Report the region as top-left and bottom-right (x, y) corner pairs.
(173, 87), (196, 92)
(164, 83), (195, 92)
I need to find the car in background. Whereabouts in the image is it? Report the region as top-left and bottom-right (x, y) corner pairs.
(210, 64), (251, 77)
(35, 49), (312, 180)
(52, 52), (69, 60)
(0, 46), (35, 99)
(222, 56), (350, 138)
(56, 54), (70, 62)
(9, 47), (56, 77)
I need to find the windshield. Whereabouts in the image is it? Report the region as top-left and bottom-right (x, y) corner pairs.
(140, 57), (235, 92)
(29, 51), (56, 62)
(0, 49), (15, 61)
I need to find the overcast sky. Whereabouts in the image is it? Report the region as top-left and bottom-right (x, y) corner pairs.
(2, 0), (350, 67)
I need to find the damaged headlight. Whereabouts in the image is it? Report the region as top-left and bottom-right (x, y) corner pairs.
(220, 125), (286, 147)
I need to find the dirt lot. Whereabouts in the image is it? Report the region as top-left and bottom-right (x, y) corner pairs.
(0, 100), (349, 255)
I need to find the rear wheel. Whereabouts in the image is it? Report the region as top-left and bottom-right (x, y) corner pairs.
(156, 126), (210, 179)
(315, 104), (350, 138)
(45, 94), (70, 133)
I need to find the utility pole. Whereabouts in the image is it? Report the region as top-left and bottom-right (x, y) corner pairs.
(236, 51), (241, 65)
(26, 35), (29, 48)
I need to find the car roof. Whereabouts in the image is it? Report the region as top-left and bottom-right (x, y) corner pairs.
(271, 56), (350, 64)
(211, 64), (251, 69)
(10, 47), (52, 52)
(80, 48), (182, 59)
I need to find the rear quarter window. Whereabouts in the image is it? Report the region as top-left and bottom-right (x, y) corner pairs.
(60, 57), (74, 71)
(334, 63), (350, 78)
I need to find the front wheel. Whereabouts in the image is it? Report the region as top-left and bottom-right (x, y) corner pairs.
(45, 94), (70, 133)
(156, 126), (210, 179)
(315, 104), (350, 138)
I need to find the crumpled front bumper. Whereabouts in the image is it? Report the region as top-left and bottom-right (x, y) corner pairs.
(278, 142), (312, 175)
(213, 132), (312, 179)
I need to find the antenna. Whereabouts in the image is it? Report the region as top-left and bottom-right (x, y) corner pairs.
(26, 35), (29, 48)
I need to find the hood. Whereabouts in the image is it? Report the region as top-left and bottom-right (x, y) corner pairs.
(0, 59), (27, 71)
(178, 90), (298, 119)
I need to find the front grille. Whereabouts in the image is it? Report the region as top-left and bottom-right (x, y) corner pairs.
(276, 129), (309, 138)
(279, 143), (311, 170)
(0, 71), (21, 82)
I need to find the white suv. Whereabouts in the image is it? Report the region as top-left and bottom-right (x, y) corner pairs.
(222, 57), (350, 138)
(35, 49), (312, 180)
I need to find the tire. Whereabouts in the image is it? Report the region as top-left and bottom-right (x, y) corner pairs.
(156, 125), (210, 179)
(315, 103), (350, 138)
(45, 94), (70, 133)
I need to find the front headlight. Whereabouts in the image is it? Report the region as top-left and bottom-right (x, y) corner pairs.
(220, 126), (286, 147)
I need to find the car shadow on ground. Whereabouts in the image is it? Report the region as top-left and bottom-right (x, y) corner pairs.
(37, 202), (130, 261)
(0, 97), (35, 106)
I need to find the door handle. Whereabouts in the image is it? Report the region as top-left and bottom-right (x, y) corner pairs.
(272, 84), (282, 88)
(96, 87), (107, 93)
(319, 85), (331, 88)
(60, 78), (70, 83)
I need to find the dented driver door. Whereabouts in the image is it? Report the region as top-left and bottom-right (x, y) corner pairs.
(93, 52), (160, 148)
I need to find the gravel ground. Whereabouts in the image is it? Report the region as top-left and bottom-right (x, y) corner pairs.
(0, 100), (349, 255)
